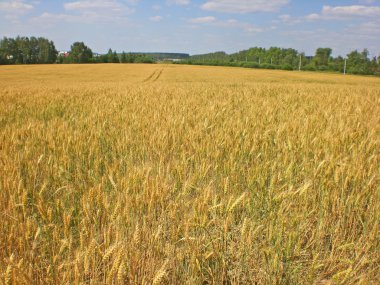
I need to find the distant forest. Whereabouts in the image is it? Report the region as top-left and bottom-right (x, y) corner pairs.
(1, 36), (379, 75)
(179, 47), (380, 75)
(0, 36), (188, 65)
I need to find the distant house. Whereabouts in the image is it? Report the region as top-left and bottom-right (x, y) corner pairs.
(163, 58), (182, 62)
(58, 51), (70, 58)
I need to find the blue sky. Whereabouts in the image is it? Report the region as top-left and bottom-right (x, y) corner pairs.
(0, 0), (379, 56)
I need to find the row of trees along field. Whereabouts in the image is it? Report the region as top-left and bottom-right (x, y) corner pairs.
(0, 37), (154, 65)
(1, 36), (379, 75)
(0, 36), (57, 64)
(57, 42), (154, 64)
(180, 47), (380, 75)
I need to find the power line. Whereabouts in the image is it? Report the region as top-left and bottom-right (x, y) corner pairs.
(344, 58), (347, 75)
(298, 55), (302, 71)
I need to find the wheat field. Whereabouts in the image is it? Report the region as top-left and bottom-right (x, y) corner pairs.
(0, 64), (379, 284)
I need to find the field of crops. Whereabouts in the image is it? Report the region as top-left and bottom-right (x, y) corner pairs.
(1, 64), (379, 284)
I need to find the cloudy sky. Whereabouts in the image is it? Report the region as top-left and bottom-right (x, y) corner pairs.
(0, 0), (379, 56)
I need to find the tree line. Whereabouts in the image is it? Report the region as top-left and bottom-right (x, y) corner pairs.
(1, 36), (379, 75)
(0, 37), (154, 65)
(179, 47), (380, 75)
(57, 42), (154, 64)
(0, 36), (57, 64)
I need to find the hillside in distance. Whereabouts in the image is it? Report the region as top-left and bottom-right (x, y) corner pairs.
(129, 52), (190, 60)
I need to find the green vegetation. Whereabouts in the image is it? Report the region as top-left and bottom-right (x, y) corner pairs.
(179, 47), (380, 75)
(61, 42), (93, 64)
(59, 47), (155, 64)
(1, 36), (379, 75)
(0, 36), (57, 64)
(140, 52), (190, 61)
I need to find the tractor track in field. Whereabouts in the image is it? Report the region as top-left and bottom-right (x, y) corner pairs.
(142, 68), (164, 83)
(143, 69), (158, 82)
(153, 69), (163, 82)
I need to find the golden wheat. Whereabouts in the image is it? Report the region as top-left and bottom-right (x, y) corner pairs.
(0, 64), (379, 284)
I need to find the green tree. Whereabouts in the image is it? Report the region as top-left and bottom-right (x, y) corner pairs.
(313, 48), (332, 69)
(282, 48), (298, 69)
(37, 38), (57, 63)
(0, 36), (57, 65)
(29, 37), (39, 63)
(107, 48), (113, 63)
(330, 56), (345, 72)
(106, 49), (119, 63)
(15, 36), (30, 64)
(370, 56), (379, 75)
(120, 51), (127, 63)
(97, 54), (108, 63)
(69, 42), (93, 63)
(182, 45), (379, 75)
(267, 47), (282, 65)
(112, 51), (119, 63)
(43, 39), (53, 63)
(346, 49), (371, 74)
(2, 37), (18, 64)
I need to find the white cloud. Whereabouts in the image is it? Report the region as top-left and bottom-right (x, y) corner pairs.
(34, 12), (79, 22)
(64, 0), (134, 13)
(358, 0), (376, 4)
(201, 0), (289, 13)
(150, 15), (163, 22)
(189, 16), (216, 23)
(321, 5), (380, 18)
(352, 19), (380, 38)
(188, 16), (263, 34)
(33, 11), (131, 24)
(0, 0), (34, 13)
(278, 14), (301, 24)
(33, 1), (135, 24)
(126, 0), (140, 4)
(166, 0), (190, 5)
(283, 23), (380, 56)
(303, 13), (320, 21)
(217, 18), (263, 33)
(32, 0), (135, 24)
(244, 26), (263, 33)
(279, 5), (380, 24)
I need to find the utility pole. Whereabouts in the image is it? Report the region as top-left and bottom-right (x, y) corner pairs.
(344, 58), (347, 75)
(298, 55), (302, 71)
